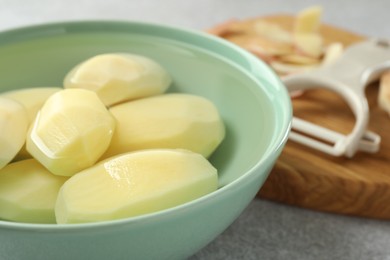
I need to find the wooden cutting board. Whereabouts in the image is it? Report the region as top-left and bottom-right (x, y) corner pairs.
(251, 15), (390, 219)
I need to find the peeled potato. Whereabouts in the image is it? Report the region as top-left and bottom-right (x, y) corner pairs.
(0, 97), (29, 169)
(26, 89), (115, 176)
(102, 93), (225, 159)
(2, 87), (61, 160)
(0, 159), (68, 223)
(2, 87), (61, 124)
(64, 53), (172, 106)
(56, 149), (218, 224)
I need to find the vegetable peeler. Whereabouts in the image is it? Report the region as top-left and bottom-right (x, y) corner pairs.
(283, 39), (390, 157)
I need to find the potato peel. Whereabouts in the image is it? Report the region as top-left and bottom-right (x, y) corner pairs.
(207, 6), (342, 78)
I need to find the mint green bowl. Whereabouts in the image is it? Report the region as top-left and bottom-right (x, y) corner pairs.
(0, 21), (291, 260)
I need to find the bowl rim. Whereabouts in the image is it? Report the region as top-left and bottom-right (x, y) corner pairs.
(0, 20), (292, 230)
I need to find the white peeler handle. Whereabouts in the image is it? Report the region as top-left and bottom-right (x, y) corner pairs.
(284, 74), (380, 157)
(281, 39), (390, 157)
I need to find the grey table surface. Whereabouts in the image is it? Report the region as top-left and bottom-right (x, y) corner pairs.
(1, 0), (390, 259)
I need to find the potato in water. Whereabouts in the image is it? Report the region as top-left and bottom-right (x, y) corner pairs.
(64, 53), (172, 106)
(55, 149), (218, 224)
(0, 53), (224, 225)
(2, 87), (61, 124)
(0, 159), (68, 224)
(26, 89), (115, 176)
(0, 97), (28, 169)
(2, 87), (61, 160)
(102, 93), (225, 159)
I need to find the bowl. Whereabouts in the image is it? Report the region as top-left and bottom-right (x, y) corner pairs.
(0, 21), (291, 260)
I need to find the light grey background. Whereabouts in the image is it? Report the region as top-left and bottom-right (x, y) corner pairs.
(1, 0), (390, 259)
(1, 0), (389, 38)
